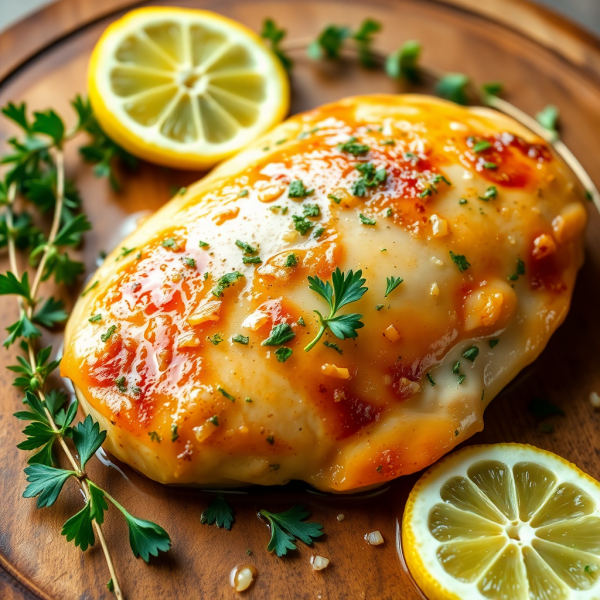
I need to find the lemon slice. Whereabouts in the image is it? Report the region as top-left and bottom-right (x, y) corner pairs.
(402, 444), (600, 600)
(88, 7), (289, 169)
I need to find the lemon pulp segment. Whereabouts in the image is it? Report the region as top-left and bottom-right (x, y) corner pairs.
(403, 444), (600, 600)
(89, 8), (289, 169)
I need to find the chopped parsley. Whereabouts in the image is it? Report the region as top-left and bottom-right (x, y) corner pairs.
(336, 137), (370, 155)
(482, 161), (498, 170)
(275, 347), (292, 363)
(262, 323), (296, 346)
(508, 258), (526, 281)
(382, 139), (395, 146)
(235, 240), (258, 255)
(359, 213), (376, 226)
(181, 257), (196, 268)
(458, 374), (466, 385)
(298, 317), (306, 326)
(323, 340), (343, 354)
(292, 215), (313, 235)
(313, 225), (325, 238)
(303, 203), (320, 217)
(161, 237), (177, 249)
(449, 251), (471, 273)
(198, 240), (209, 248)
(245, 397), (253, 403)
(479, 186), (497, 201)
(284, 253), (298, 267)
(200, 495), (234, 530)
(207, 333), (224, 345)
(269, 205), (288, 214)
(238, 189), (249, 197)
(459, 198), (468, 205)
(266, 435), (275, 445)
(536, 105), (559, 140)
(101, 325), (116, 342)
(131, 385), (141, 395)
(275, 138), (287, 145)
(243, 256), (262, 264)
(452, 361), (461, 375)
(375, 304), (384, 311)
(148, 431), (161, 443)
(426, 373), (436, 386)
(116, 247), (137, 261)
(419, 188), (432, 198)
(171, 424), (179, 442)
(211, 271), (243, 297)
(385, 276), (403, 298)
(288, 180), (313, 198)
(462, 346), (480, 362)
(115, 376), (127, 393)
(472, 140), (492, 153)
(232, 334), (249, 345)
(208, 415), (219, 426)
(385, 207), (393, 217)
(88, 314), (102, 323)
(351, 162), (387, 196)
(328, 193), (342, 204)
(218, 387), (236, 402)
(489, 338), (499, 348)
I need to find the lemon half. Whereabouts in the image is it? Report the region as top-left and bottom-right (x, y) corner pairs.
(402, 444), (600, 600)
(89, 7), (289, 169)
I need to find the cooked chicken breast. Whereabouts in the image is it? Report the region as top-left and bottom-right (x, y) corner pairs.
(62, 95), (587, 492)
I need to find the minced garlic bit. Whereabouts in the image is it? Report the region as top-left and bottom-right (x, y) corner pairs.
(431, 256), (444, 266)
(321, 363), (350, 379)
(365, 531), (384, 545)
(430, 214), (449, 237)
(430, 282), (440, 297)
(532, 233), (557, 260)
(590, 391), (600, 410)
(232, 564), (257, 592)
(383, 324), (401, 342)
(310, 555), (330, 571)
(336, 514), (345, 522)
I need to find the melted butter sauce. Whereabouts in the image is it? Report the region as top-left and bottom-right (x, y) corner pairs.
(61, 97), (582, 491)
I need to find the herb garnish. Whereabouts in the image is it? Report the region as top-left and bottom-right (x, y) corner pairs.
(235, 239), (258, 255)
(218, 387), (236, 402)
(101, 325), (116, 342)
(303, 203), (320, 217)
(449, 251), (471, 273)
(479, 185), (497, 201)
(232, 334), (249, 345)
(88, 314), (102, 323)
(262, 323), (296, 346)
(259, 505), (323, 557)
(243, 256), (262, 264)
(305, 268), (367, 352)
(288, 179), (313, 198)
(201, 495), (235, 530)
(275, 347), (293, 363)
(260, 19), (292, 70)
(359, 213), (376, 226)
(385, 40), (421, 82)
(462, 346), (480, 362)
(284, 253), (298, 267)
(385, 276), (403, 298)
(208, 333), (224, 345)
(472, 140), (492, 153)
(536, 105), (559, 141)
(351, 162), (387, 196)
(337, 137), (370, 155)
(508, 258), (526, 281)
(171, 425), (179, 442)
(323, 340), (343, 354)
(489, 339), (499, 348)
(426, 373), (436, 386)
(292, 215), (313, 235)
(211, 271), (243, 297)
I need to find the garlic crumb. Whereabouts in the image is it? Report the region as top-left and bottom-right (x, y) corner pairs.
(430, 282), (440, 296)
(365, 531), (384, 545)
(431, 256), (444, 266)
(310, 555), (330, 571)
(590, 391), (600, 410)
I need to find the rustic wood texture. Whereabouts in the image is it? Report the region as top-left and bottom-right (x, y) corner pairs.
(1, 0), (600, 598)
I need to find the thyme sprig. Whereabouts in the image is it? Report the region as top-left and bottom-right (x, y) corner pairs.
(1, 100), (169, 599)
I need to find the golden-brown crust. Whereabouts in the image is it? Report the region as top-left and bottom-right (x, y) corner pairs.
(62, 95), (587, 491)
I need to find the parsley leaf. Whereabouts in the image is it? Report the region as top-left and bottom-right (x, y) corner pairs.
(436, 73), (470, 105)
(288, 179), (313, 198)
(479, 185), (497, 201)
(449, 251), (471, 273)
(536, 105), (559, 140)
(292, 215), (313, 235)
(211, 271), (244, 297)
(308, 25), (350, 60)
(235, 239), (258, 255)
(337, 137), (370, 155)
(352, 162), (387, 196)
(71, 415), (107, 469)
(23, 464), (75, 508)
(32, 297), (68, 328)
(275, 347), (293, 363)
(53, 214), (92, 246)
(262, 323), (296, 346)
(259, 505), (323, 557)
(305, 268), (367, 351)
(284, 253), (298, 267)
(303, 203), (320, 217)
(359, 213), (376, 226)
(32, 110), (65, 146)
(261, 19), (292, 71)
(385, 40), (421, 82)
(385, 276), (404, 297)
(0, 271), (32, 299)
(232, 334), (249, 345)
(201, 495), (235, 530)
(62, 501), (96, 551)
(352, 19), (381, 68)
(462, 346), (480, 362)
(5, 314), (41, 348)
(482, 82), (503, 96)
(101, 325), (116, 342)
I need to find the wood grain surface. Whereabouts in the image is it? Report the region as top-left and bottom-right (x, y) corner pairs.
(1, 0), (600, 598)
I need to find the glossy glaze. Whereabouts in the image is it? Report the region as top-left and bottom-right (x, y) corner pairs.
(62, 95), (586, 491)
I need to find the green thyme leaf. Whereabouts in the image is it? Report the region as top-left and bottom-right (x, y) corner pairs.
(489, 339), (499, 348)
(479, 185), (497, 201)
(473, 141), (492, 153)
(243, 256), (262, 265)
(426, 373), (436, 386)
(208, 333), (224, 345)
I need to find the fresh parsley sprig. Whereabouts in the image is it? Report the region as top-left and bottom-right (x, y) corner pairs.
(201, 495), (235, 530)
(305, 268), (368, 352)
(259, 505), (323, 557)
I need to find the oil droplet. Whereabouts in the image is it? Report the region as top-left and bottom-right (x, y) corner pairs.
(230, 564), (257, 592)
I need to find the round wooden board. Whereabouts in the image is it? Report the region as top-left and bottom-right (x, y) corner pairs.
(2, 0), (600, 598)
